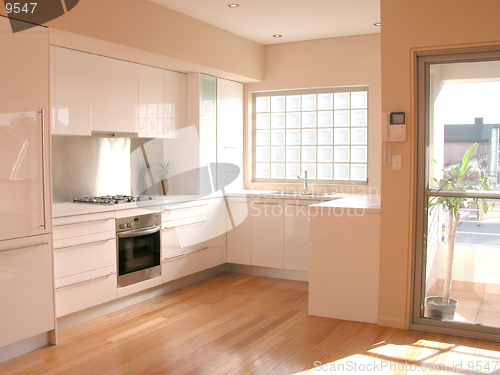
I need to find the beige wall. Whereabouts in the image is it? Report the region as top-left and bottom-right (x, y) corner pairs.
(379, 0), (500, 328)
(244, 34), (381, 194)
(1, 0), (264, 82)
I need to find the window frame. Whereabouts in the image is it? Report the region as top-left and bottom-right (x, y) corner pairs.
(252, 86), (369, 184)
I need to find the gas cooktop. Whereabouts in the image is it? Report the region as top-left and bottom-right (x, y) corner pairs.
(73, 195), (154, 205)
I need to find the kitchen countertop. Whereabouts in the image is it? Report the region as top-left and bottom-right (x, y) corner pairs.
(308, 194), (381, 213)
(53, 194), (209, 217)
(52, 190), (379, 217)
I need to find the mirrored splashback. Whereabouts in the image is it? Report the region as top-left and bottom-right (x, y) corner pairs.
(52, 136), (131, 203)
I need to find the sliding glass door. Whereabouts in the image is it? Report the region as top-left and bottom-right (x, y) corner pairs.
(414, 49), (500, 339)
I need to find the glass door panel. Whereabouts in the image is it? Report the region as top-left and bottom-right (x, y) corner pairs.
(415, 53), (500, 336)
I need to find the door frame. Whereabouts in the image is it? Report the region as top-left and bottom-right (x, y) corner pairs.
(412, 46), (500, 341)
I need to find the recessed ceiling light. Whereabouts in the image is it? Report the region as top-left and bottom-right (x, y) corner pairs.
(228, 3), (239, 8)
(373, 22), (381, 26)
(273, 34), (282, 38)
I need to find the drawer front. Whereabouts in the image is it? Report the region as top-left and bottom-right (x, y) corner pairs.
(161, 214), (208, 253)
(54, 235), (116, 280)
(55, 266), (117, 317)
(162, 200), (208, 222)
(161, 247), (209, 283)
(53, 212), (115, 241)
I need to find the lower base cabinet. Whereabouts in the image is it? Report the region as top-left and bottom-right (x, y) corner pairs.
(226, 196), (252, 265)
(162, 247), (209, 283)
(0, 235), (55, 348)
(54, 266), (117, 317)
(251, 199), (284, 269)
(53, 212), (117, 317)
(227, 197), (316, 272)
(283, 199), (318, 271)
(51, 198), (227, 318)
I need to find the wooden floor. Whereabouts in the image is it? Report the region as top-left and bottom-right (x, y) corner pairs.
(2, 272), (500, 375)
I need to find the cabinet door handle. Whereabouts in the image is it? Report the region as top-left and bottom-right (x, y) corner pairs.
(163, 203), (208, 212)
(54, 237), (115, 251)
(163, 220), (206, 230)
(39, 109), (47, 230)
(286, 204), (311, 207)
(53, 217), (114, 227)
(163, 246), (209, 261)
(254, 202), (281, 206)
(55, 272), (115, 290)
(0, 242), (48, 253)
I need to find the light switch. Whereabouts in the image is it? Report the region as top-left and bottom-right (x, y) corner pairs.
(391, 155), (402, 171)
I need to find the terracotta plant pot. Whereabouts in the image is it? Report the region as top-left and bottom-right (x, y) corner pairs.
(157, 179), (169, 195)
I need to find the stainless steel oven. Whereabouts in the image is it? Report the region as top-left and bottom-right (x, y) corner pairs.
(116, 212), (161, 288)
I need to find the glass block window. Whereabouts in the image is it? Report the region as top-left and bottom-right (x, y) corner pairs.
(253, 87), (368, 183)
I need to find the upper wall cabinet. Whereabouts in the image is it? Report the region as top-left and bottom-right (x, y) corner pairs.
(164, 70), (187, 134)
(138, 65), (163, 138)
(91, 55), (138, 133)
(138, 66), (187, 137)
(51, 47), (187, 136)
(52, 47), (92, 136)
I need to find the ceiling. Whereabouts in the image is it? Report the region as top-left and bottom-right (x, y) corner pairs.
(148, 0), (380, 45)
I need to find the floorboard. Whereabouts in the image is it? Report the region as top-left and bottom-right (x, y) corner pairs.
(2, 272), (500, 374)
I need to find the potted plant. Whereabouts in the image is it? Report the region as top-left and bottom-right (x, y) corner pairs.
(157, 161), (170, 195)
(425, 143), (491, 320)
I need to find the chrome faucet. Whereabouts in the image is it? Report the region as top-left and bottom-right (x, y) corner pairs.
(297, 170), (309, 194)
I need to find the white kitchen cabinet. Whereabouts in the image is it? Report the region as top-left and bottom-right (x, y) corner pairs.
(308, 204), (380, 324)
(53, 235), (116, 280)
(196, 74), (244, 191)
(53, 212), (117, 317)
(162, 248), (210, 283)
(207, 197), (227, 267)
(161, 215), (208, 253)
(226, 196), (252, 265)
(0, 16), (51, 241)
(216, 79), (243, 191)
(199, 75), (217, 168)
(54, 266), (117, 317)
(0, 235), (54, 348)
(53, 211), (115, 240)
(138, 65), (163, 137)
(164, 70), (187, 134)
(91, 54), (138, 133)
(251, 199), (284, 269)
(283, 199), (318, 271)
(52, 47), (91, 135)
(161, 200), (210, 283)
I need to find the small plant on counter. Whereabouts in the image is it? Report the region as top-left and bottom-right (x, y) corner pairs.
(157, 161), (170, 195)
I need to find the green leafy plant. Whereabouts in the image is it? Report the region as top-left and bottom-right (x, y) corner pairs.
(429, 143), (491, 305)
(157, 161), (170, 181)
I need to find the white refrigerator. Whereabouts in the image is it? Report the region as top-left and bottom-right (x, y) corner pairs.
(0, 16), (55, 350)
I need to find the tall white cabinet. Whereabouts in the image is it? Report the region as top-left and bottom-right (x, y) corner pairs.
(195, 74), (244, 192)
(0, 16), (55, 350)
